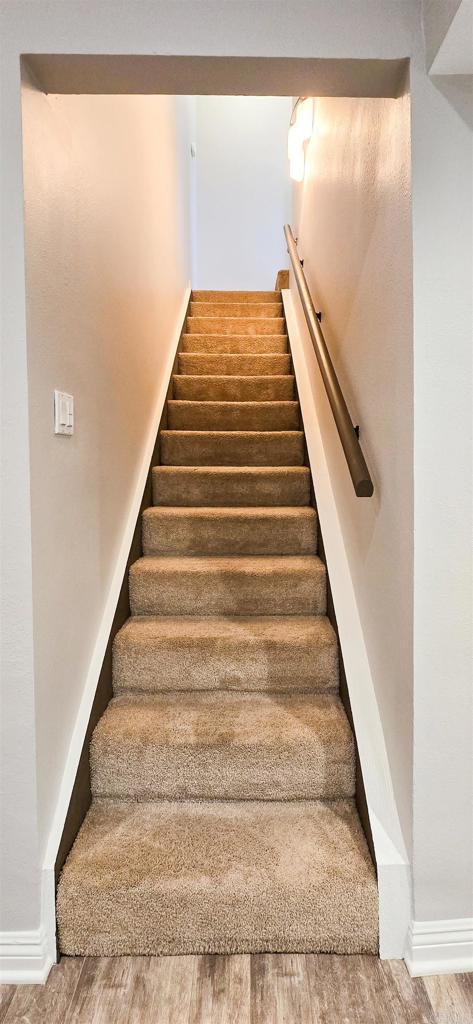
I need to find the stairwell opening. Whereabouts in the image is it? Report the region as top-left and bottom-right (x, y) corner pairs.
(18, 53), (413, 962)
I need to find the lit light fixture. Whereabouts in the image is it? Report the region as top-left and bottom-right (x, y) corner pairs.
(288, 97), (314, 181)
(296, 97), (313, 141)
(289, 148), (305, 182)
(287, 122), (300, 160)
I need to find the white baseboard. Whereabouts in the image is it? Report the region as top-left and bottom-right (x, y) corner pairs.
(405, 918), (473, 976)
(1, 860), (57, 984)
(0, 928), (55, 985)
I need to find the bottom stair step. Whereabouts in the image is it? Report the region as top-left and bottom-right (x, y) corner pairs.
(57, 798), (378, 956)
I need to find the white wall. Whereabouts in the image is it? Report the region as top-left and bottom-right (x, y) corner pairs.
(22, 84), (192, 865)
(1, 0), (472, 977)
(293, 93), (413, 854)
(409, 63), (473, 927)
(193, 96), (291, 289)
(422, 0), (462, 68)
(1, 74), (192, 944)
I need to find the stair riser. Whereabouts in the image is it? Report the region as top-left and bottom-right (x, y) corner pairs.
(167, 401), (300, 432)
(192, 290), (281, 303)
(187, 318), (286, 336)
(172, 376), (295, 401)
(152, 467), (311, 507)
(91, 729), (354, 803)
(160, 431), (305, 466)
(178, 353), (291, 375)
(129, 564), (326, 616)
(142, 511), (317, 556)
(92, 756), (353, 801)
(190, 302), (283, 318)
(113, 618), (339, 694)
(182, 335), (288, 354)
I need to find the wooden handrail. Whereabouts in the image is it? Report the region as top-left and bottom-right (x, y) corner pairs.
(284, 224), (374, 497)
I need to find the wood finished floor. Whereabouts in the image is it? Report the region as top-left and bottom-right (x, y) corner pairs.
(1, 955), (472, 1024)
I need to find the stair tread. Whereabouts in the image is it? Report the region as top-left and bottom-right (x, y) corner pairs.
(161, 429), (304, 437)
(190, 302), (283, 317)
(113, 614), (338, 694)
(131, 553), (324, 572)
(192, 289), (281, 303)
(183, 333), (288, 339)
(115, 613), (336, 646)
(168, 399), (298, 407)
(174, 373), (294, 382)
(174, 374), (295, 380)
(91, 691), (354, 801)
(153, 464), (308, 472)
(57, 797), (378, 955)
(144, 505), (316, 519)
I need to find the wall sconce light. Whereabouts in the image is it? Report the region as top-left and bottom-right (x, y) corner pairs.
(289, 147), (305, 183)
(288, 97), (314, 182)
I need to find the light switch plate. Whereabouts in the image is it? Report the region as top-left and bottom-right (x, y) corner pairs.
(54, 390), (74, 435)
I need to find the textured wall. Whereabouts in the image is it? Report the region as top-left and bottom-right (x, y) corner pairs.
(293, 93), (413, 854)
(21, 82), (192, 872)
(422, 0), (462, 68)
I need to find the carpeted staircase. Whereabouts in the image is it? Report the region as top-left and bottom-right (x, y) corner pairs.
(57, 289), (378, 956)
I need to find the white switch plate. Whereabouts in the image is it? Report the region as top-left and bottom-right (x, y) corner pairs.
(54, 390), (74, 435)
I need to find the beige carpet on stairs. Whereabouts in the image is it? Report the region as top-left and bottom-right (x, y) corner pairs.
(57, 286), (378, 956)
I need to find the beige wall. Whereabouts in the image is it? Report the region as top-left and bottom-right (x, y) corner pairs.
(21, 80), (192, 862)
(293, 93), (413, 852)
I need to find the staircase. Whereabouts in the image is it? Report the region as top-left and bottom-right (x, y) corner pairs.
(57, 289), (378, 956)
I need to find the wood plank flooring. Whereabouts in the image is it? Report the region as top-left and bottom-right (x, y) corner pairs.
(1, 955), (472, 1024)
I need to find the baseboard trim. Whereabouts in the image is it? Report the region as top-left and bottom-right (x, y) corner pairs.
(405, 918), (473, 976)
(0, 928), (55, 985)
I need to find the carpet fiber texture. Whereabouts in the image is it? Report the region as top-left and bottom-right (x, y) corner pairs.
(57, 287), (378, 956)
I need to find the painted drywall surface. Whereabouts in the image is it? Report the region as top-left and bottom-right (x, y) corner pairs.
(0, 52), (43, 935)
(293, 93), (414, 855)
(293, 72), (473, 925)
(429, 0), (473, 75)
(192, 96), (291, 289)
(409, 64), (473, 922)
(421, 0), (462, 69)
(20, 83), (192, 873)
(284, 290), (411, 957)
(0, 0), (471, 944)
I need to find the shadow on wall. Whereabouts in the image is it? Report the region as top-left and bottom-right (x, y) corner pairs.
(431, 74), (473, 128)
